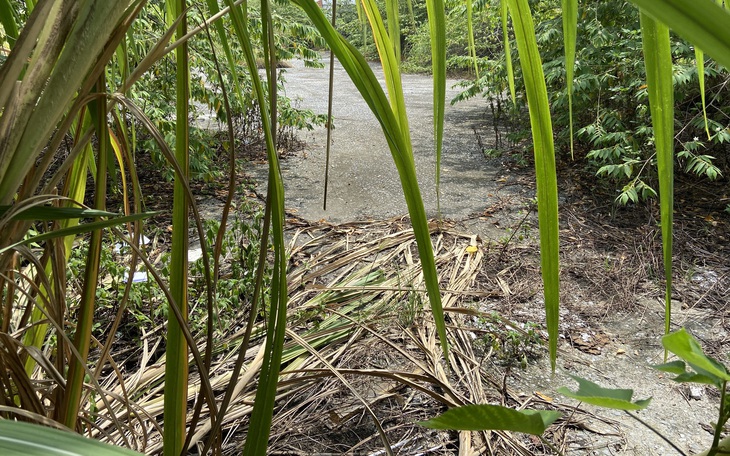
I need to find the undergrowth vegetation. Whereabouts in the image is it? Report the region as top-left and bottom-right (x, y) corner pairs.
(1, 0), (729, 455)
(448, 0), (730, 204)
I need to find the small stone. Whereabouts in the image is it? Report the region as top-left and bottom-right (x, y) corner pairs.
(689, 385), (704, 400)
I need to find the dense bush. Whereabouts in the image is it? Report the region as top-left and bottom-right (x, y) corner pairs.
(458, 0), (730, 203)
(127, 2), (327, 182)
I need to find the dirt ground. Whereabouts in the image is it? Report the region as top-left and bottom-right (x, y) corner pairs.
(240, 54), (730, 455)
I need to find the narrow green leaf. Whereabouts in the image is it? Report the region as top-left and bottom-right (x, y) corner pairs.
(425, 0), (446, 214)
(163, 2), (190, 453)
(361, 0), (410, 138)
(628, 0), (730, 71)
(501, 0), (516, 105)
(694, 48), (711, 140)
(385, 0), (401, 63)
(466, 0), (479, 79)
(59, 76), (110, 429)
(405, 0), (415, 23)
(506, 0), (560, 370)
(562, 0), (577, 159)
(356, 0), (368, 48)
(640, 12), (674, 343)
(205, 0), (246, 106)
(224, 0), (289, 453)
(0, 0), (19, 48)
(293, 0), (449, 362)
(0, 420), (143, 456)
(661, 328), (730, 383)
(558, 375), (652, 410)
(420, 404), (561, 435)
(0, 205), (117, 221)
(0, 212), (157, 255)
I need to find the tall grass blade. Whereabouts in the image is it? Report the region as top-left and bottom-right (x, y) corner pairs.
(406, 0), (415, 23)
(293, 0), (449, 361)
(639, 13), (674, 345)
(0, 0), (18, 48)
(562, 0), (577, 159)
(356, 0), (368, 48)
(163, 1), (190, 454)
(501, 0), (516, 105)
(385, 0), (401, 63)
(204, 0), (246, 104)
(59, 77), (110, 429)
(425, 0), (446, 214)
(222, 1), (289, 453)
(628, 0), (730, 70)
(506, 0), (560, 370)
(466, 0), (479, 78)
(0, 212), (157, 255)
(361, 0), (408, 136)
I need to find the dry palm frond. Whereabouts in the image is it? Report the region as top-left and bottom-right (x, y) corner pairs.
(3, 217), (610, 454)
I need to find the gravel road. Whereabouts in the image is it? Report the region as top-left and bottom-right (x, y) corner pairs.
(249, 54), (516, 224)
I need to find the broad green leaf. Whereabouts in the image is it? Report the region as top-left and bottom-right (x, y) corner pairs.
(0, 420), (142, 456)
(654, 359), (721, 385)
(558, 375), (652, 410)
(562, 0), (577, 159)
(673, 372), (722, 385)
(420, 404), (561, 435)
(0, 205), (117, 221)
(628, 0), (730, 71)
(501, 0), (516, 105)
(506, 0), (560, 370)
(653, 360), (687, 375)
(662, 328), (730, 383)
(640, 13), (674, 343)
(425, 0), (446, 214)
